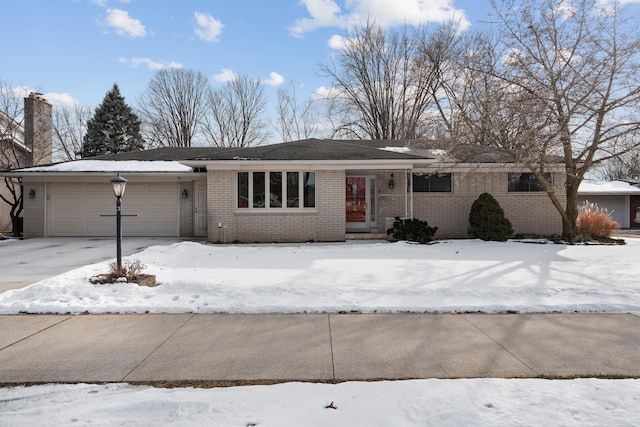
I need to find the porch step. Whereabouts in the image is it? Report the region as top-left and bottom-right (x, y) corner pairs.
(345, 233), (389, 240)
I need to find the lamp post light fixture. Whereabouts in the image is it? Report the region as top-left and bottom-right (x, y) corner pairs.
(110, 173), (127, 270)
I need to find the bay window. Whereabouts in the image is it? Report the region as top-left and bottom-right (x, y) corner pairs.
(238, 171), (316, 209)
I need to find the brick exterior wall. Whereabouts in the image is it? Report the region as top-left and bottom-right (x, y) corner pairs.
(22, 182), (46, 238)
(410, 170), (566, 238)
(179, 181), (194, 237)
(207, 169), (345, 243)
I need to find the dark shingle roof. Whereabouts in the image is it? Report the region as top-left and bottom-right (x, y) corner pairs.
(83, 139), (562, 164)
(189, 139), (430, 161)
(89, 147), (234, 161)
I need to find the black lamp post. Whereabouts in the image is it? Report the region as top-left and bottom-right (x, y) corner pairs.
(110, 173), (127, 270)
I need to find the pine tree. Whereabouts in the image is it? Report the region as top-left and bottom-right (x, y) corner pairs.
(80, 84), (144, 157)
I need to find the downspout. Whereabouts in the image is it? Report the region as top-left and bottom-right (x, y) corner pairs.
(405, 168), (413, 219)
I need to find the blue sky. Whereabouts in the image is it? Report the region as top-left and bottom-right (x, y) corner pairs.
(3, 0), (638, 120)
(2, 0), (496, 110)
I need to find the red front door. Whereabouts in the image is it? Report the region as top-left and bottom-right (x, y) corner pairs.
(346, 177), (367, 223)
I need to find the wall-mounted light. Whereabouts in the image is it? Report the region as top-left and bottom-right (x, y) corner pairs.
(28, 189), (36, 199)
(182, 189), (189, 199)
(388, 173), (395, 189)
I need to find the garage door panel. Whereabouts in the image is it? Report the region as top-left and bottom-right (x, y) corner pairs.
(48, 182), (179, 237)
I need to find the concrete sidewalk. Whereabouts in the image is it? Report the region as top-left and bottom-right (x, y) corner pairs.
(1, 313), (639, 385)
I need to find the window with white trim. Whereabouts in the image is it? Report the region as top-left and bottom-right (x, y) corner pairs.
(237, 171), (316, 209)
(508, 172), (551, 192)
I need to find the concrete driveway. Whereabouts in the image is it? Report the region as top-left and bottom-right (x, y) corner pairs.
(0, 237), (183, 293)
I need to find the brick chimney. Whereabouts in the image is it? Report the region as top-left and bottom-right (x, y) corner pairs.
(24, 92), (52, 166)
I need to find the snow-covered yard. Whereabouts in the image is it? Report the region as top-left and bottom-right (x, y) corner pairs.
(2, 238), (640, 426)
(0, 238), (638, 314)
(3, 379), (640, 426)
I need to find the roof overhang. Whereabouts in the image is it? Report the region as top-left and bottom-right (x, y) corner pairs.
(180, 159), (433, 170)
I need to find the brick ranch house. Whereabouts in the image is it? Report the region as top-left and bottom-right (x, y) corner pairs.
(3, 139), (566, 242)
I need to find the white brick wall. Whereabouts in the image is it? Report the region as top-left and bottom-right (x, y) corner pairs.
(411, 171), (565, 238)
(23, 182), (46, 238)
(207, 169), (345, 243)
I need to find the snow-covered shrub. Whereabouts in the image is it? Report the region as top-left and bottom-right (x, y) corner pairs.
(468, 192), (513, 241)
(577, 200), (620, 238)
(386, 217), (438, 244)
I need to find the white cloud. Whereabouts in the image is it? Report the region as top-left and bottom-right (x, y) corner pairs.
(91, 0), (131, 6)
(119, 57), (183, 70)
(290, 0), (471, 36)
(328, 34), (347, 50)
(312, 85), (340, 100)
(104, 8), (146, 38)
(212, 68), (237, 83)
(194, 11), (223, 42)
(262, 72), (285, 87)
(43, 92), (80, 109)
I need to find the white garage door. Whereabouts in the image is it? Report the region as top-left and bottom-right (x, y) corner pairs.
(47, 182), (180, 236)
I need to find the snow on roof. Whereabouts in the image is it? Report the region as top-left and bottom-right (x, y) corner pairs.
(381, 146), (411, 153)
(578, 180), (640, 195)
(16, 160), (192, 173)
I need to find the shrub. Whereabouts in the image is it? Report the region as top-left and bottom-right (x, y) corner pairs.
(577, 200), (620, 238)
(90, 259), (147, 284)
(386, 217), (438, 244)
(468, 192), (514, 241)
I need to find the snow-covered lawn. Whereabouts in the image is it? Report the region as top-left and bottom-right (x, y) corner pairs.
(2, 238), (640, 426)
(3, 379), (640, 426)
(0, 238), (638, 314)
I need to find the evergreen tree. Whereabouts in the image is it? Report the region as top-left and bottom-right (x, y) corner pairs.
(468, 193), (513, 242)
(80, 84), (144, 157)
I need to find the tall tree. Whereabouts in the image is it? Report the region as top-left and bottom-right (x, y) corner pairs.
(52, 102), (90, 161)
(81, 84), (143, 157)
(318, 21), (456, 140)
(137, 68), (209, 148)
(203, 74), (271, 147)
(442, 0), (640, 241)
(276, 82), (319, 142)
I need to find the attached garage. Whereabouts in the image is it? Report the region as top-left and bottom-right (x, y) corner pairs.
(47, 182), (180, 237)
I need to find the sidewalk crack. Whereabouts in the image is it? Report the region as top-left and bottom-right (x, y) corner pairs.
(121, 313), (194, 382)
(327, 314), (336, 381)
(459, 314), (539, 376)
(0, 315), (72, 352)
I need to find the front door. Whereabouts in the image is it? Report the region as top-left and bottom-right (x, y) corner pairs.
(346, 176), (376, 231)
(194, 181), (207, 236)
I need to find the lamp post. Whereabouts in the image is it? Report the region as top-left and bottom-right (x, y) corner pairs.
(110, 173), (127, 270)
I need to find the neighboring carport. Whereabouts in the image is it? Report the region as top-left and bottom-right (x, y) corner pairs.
(578, 180), (640, 228)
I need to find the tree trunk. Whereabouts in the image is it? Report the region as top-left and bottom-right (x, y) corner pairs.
(563, 175), (581, 243)
(11, 215), (22, 237)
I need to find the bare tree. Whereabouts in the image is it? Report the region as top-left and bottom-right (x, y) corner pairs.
(276, 82), (319, 142)
(595, 150), (640, 182)
(0, 82), (26, 235)
(137, 68), (209, 147)
(318, 21), (456, 140)
(52, 103), (90, 161)
(203, 74), (271, 147)
(442, 0), (640, 241)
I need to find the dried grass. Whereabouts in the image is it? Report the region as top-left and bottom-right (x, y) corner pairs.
(577, 200), (621, 238)
(90, 259), (147, 284)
